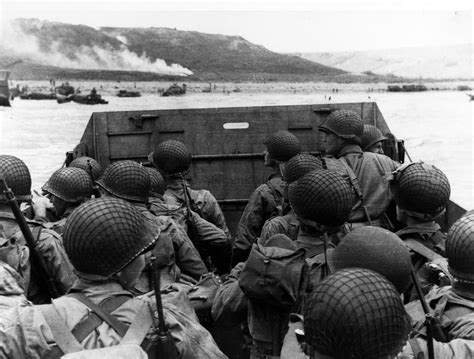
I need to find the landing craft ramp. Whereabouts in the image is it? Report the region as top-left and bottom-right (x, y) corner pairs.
(71, 102), (464, 234)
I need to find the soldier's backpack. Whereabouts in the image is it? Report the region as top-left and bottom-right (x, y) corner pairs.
(239, 242), (308, 309)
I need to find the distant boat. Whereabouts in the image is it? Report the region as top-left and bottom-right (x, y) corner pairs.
(19, 92), (57, 100)
(387, 84), (428, 92)
(57, 93), (108, 105)
(117, 90), (141, 97)
(0, 70), (11, 106)
(162, 83), (187, 97)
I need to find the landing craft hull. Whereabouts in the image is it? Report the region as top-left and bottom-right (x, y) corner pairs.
(68, 102), (466, 234)
(0, 73), (10, 106)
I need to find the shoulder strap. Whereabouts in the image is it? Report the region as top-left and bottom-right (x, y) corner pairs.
(339, 157), (363, 201)
(71, 294), (131, 343)
(68, 293), (129, 337)
(40, 304), (83, 354)
(120, 302), (154, 345)
(404, 238), (444, 261)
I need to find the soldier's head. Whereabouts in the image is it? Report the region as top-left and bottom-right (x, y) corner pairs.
(0, 155), (32, 204)
(318, 110), (364, 156)
(145, 166), (166, 198)
(280, 153), (324, 203)
(68, 156), (103, 180)
(63, 197), (157, 288)
(390, 161), (450, 222)
(288, 170), (354, 232)
(329, 226), (412, 293)
(152, 140), (192, 178)
(263, 131), (301, 167)
(446, 212), (474, 299)
(42, 167), (93, 217)
(97, 160), (150, 203)
(361, 125), (386, 154)
(0, 232), (31, 290)
(304, 268), (411, 359)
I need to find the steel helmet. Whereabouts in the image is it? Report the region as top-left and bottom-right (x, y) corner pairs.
(145, 166), (166, 196)
(390, 161), (450, 219)
(42, 167), (93, 203)
(63, 197), (157, 277)
(264, 131), (302, 162)
(360, 125), (387, 151)
(330, 226), (412, 293)
(97, 160), (150, 203)
(318, 109), (364, 140)
(446, 212), (474, 280)
(288, 170), (354, 227)
(152, 140), (192, 175)
(69, 156), (103, 180)
(0, 155), (32, 202)
(304, 268), (411, 359)
(282, 153), (324, 184)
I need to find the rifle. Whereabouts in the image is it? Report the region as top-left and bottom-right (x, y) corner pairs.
(87, 160), (101, 198)
(410, 268), (447, 359)
(180, 177), (203, 252)
(150, 255), (178, 359)
(0, 173), (60, 299)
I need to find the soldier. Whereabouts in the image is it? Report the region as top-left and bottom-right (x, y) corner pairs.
(288, 169), (353, 258)
(68, 156), (103, 180)
(260, 153), (324, 242)
(36, 167), (93, 234)
(318, 109), (399, 228)
(0, 197), (226, 358)
(232, 130), (301, 264)
(283, 268), (412, 359)
(96, 160), (207, 287)
(0, 234), (30, 311)
(360, 124), (387, 154)
(406, 212), (474, 342)
(152, 140), (232, 273)
(0, 155), (75, 304)
(146, 165), (230, 276)
(389, 161), (451, 301)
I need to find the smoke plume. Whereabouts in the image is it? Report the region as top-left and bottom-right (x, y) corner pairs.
(1, 20), (193, 76)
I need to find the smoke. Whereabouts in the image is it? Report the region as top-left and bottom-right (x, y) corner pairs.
(1, 20), (193, 76)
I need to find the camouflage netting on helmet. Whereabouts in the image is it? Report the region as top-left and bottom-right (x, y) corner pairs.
(282, 153), (324, 184)
(304, 268), (411, 359)
(318, 109), (364, 139)
(392, 162), (450, 217)
(63, 197), (157, 277)
(97, 160), (150, 203)
(42, 167), (93, 203)
(446, 212), (474, 278)
(145, 166), (166, 196)
(69, 156), (103, 180)
(264, 131), (302, 162)
(331, 226), (412, 292)
(0, 155), (31, 200)
(288, 170), (353, 226)
(360, 125), (387, 150)
(152, 140), (192, 175)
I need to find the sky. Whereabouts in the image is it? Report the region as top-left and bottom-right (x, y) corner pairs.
(1, 0), (473, 52)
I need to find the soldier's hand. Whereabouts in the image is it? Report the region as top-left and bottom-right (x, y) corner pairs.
(31, 190), (54, 220)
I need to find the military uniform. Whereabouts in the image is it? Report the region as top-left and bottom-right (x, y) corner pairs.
(233, 173), (285, 261)
(0, 211), (76, 304)
(0, 261), (30, 312)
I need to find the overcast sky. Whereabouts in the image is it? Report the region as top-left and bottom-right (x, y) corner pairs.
(2, 0), (473, 52)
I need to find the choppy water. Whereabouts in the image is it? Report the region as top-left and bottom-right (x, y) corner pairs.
(1, 85), (473, 210)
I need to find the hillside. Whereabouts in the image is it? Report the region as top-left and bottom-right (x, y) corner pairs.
(1, 18), (349, 82)
(294, 44), (473, 80)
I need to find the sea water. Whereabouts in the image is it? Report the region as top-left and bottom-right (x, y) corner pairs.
(0, 84), (472, 210)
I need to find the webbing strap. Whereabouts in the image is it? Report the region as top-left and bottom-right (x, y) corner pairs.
(120, 302), (154, 345)
(40, 304), (83, 354)
(71, 295), (131, 342)
(68, 293), (129, 337)
(404, 238), (444, 262)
